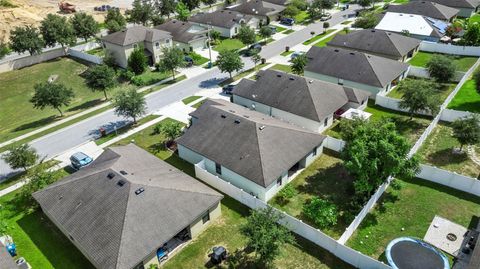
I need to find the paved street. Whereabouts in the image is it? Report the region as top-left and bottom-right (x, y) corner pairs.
(0, 6), (358, 179)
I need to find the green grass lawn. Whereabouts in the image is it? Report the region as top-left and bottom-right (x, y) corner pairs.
(386, 79), (456, 102)
(0, 160), (59, 191)
(219, 62), (270, 86)
(276, 25), (287, 33)
(284, 29), (295, 35)
(192, 100), (206, 109)
(392, 0), (409, 3)
(213, 38), (245, 52)
(281, 50), (294, 56)
(347, 177), (480, 261)
(303, 29), (335, 45)
(323, 120), (342, 139)
(417, 122), (480, 178)
(94, 114), (160, 145)
(314, 29), (350, 47)
(408, 52), (478, 71)
(269, 151), (357, 239)
(341, 20), (352, 25)
(182, 95), (202, 105)
(269, 64), (292, 73)
(448, 79), (480, 113)
(86, 47), (105, 57)
(0, 170), (95, 269)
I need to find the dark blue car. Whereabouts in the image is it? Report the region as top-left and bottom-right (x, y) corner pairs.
(281, 18), (295, 26)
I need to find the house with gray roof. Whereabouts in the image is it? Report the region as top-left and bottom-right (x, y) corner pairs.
(327, 29), (422, 62)
(154, 20), (208, 52)
(412, 0), (479, 17)
(33, 144), (223, 269)
(189, 10), (259, 38)
(304, 46), (410, 98)
(101, 26), (172, 68)
(232, 69), (370, 133)
(177, 99), (326, 201)
(228, 0), (286, 24)
(387, 1), (459, 21)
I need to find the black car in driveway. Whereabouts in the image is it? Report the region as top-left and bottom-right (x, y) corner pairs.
(245, 43), (262, 56)
(280, 18), (295, 26)
(222, 84), (235, 95)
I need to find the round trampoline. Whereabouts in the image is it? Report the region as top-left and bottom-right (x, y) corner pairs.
(386, 237), (450, 269)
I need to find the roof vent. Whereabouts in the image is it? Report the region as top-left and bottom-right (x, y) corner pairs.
(371, 30), (375, 32)
(135, 187), (145, 195)
(309, 80), (313, 84)
(277, 74), (282, 77)
(289, 77), (295, 81)
(221, 114), (227, 118)
(234, 119), (241, 124)
(117, 180), (126, 187)
(259, 125), (265, 130)
(120, 170), (128, 175)
(349, 52), (355, 55)
(107, 172), (115, 179)
(229, 109), (236, 113)
(334, 49), (339, 52)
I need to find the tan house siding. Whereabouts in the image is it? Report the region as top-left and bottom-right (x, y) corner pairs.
(190, 202), (221, 238)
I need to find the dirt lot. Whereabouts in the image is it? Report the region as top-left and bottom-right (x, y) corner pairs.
(0, 0), (132, 43)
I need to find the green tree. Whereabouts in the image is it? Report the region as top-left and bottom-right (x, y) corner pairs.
(291, 0), (308, 11)
(252, 53), (262, 70)
(128, 0), (154, 25)
(259, 26), (273, 44)
(426, 54), (456, 82)
(128, 45), (148, 75)
(157, 47), (185, 79)
(2, 144), (38, 171)
(71, 12), (99, 42)
(159, 120), (183, 144)
(237, 26), (256, 47)
(340, 119), (420, 204)
(9, 26), (44, 55)
(40, 14), (76, 48)
(155, 0), (176, 18)
(352, 11), (379, 29)
(17, 166), (57, 208)
(217, 49), (244, 78)
(183, 0), (201, 11)
(85, 64), (117, 99)
(151, 14), (166, 26)
(105, 8), (127, 33)
(283, 4), (300, 18)
(176, 1), (191, 21)
(275, 184), (297, 204)
(0, 42), (9, 59)
(398, 79), (440, 119)
(290, 54), (307, 75)
(302, 197), (338, 228)
(30, 82), (75, 116)
(202, 0), (216, 7)
(462, 23), (480, 46)
(358, 0), (372, 9)
(103, 51), (118, 68)
(113, 88), (147, 123)
(451, 115), (480, 151)
(241, 207), (294, 266)
(308, 0), (334, 20)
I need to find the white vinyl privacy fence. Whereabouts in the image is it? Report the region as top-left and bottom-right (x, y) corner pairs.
(417, 164), (480, 196)
(194, 160), (391, 269)
(440, 109), (480, 122)
(408, 66), (465, 82)
(324, 136), (346, 152)
(420, 41), (480, 56)
(67, 42), (103, 65)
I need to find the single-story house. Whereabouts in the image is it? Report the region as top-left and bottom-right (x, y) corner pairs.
(387, 1), (459, 21)
(327, 29), (421, 62)
(304, 46), (410, 97)
(101, 25), (173, 68)
(189, 10), (259, 38)
(412, 0), (479, 17)
(227, 0), (286, 25)
(232, 69), (371, 133)
(375, 12), (447, 42)
(33, 144), (223, 269)
(154, 20), (208, 52)
(177, 99), (326, 202)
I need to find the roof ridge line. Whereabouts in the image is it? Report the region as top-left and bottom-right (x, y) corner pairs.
(254, 122), (268, 187)
(363, 53), (384, 88)
(116, 183), (134, 269)
(142, 183), (223, 198)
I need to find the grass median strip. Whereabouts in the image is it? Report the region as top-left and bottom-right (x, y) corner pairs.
(303, 29), (335, 45)
(95, 114), (161, 146)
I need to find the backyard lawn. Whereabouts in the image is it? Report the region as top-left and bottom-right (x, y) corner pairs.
(417, 123), (480, 178)
(314, 29), (351, 47)
(269, 152), (356, 239)
(269, 63), (292, 73)
(448, 79), (480, 113)
(213, 38), (245, 52)
(408, 52), (478, 72)
(303, 29), (335, 45)
(347, 177), (480, 261)
(387, 79), (456, 102)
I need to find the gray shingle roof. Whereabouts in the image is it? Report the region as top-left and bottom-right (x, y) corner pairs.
(305, 46), (410, 88)
(101, 26), (172, 46)
(228, 0), (286, 16)
(189, 10), (253, 28)
(263, 0), (289, 5)
(412, 0), (479, 9)
(0, 242), (17, 269)
(232, 69), (370, 122)
(177, 99), (326, 188)
(387, 1), (459, 20)
(327, 29), (421, 58)
(33, 144), (222, 269)
(154, 20), (207, 44)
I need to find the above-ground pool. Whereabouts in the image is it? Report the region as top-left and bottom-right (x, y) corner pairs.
(386, 237), (450, 269)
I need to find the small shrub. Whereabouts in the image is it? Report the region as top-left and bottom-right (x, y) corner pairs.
(426, 54), (456, 82)
(188, 51), (204, 64)
(276, 184), (297, 204)
(302, 197), (338, 228)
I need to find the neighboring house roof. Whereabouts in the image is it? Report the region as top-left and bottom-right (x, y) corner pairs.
(228, 0), (286, 16)
(189, 10), (253, 28)
(375, 12), (446, 38)
(177, 99), (326, 188)
(305, 46), (410, 88)
(412, 0), (479, 9)
(155, 20), (208, 44)
(387, 1), (459, 20)
(327, 29), (421, 59)
(232, 69), (370, 122)
(263, 0), (289, 5)
(0, 242), (17, 269)
(33, 144), (222, 269)
(101, 25), (172, 46)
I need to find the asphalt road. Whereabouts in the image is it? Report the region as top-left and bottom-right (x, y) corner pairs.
(0, 7), (358, 179)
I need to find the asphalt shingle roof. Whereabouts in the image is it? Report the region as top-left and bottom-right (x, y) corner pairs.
(232, 69), (370, 122)
(412, 0), (479, 9)
(189, 10), (253, 28)
(305, 46), (410, 88)
(327, 29), (421, 58)
(33, 144), (222, 269)
(228, 0), (286, 16)
(387, 1), (459, 20)
(177, 99), (326, 188)
(154, 20), (207, 44)
(101, 26), (172, 46)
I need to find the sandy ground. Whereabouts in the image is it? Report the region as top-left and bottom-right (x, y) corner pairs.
(0, 0), (133, 43)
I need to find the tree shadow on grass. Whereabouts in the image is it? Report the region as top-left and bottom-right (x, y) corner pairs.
(448, 100), (480, 114)
(66, 99), (104, 113)
(389, 116), (429, 141)
(406, 177), (480, 204)
(292, 235), (354, 269)
(13, 115), (58, 132)
(425, 148), (469, 167)
(17, 211), (95, 269)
